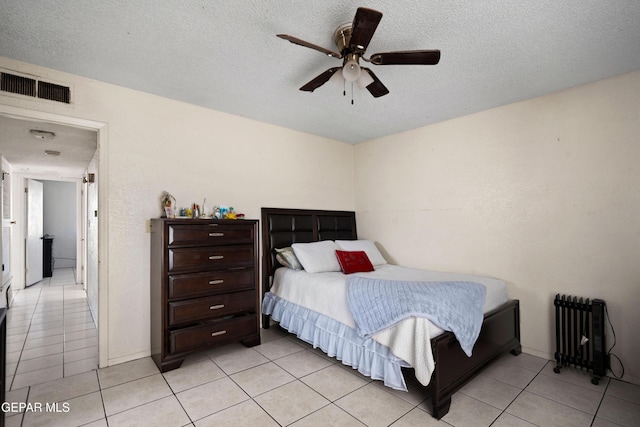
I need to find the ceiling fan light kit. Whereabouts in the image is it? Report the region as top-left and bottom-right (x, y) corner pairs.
(277, 7), (440, 99)
(342, 54), (361, 81)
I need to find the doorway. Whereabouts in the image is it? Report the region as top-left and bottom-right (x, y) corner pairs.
(24, 179), (80, 288)
(0, 104), (108, 369)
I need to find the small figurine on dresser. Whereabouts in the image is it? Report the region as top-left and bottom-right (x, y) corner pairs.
(160, 191), (176, 218)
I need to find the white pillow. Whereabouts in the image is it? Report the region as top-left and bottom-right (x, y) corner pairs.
(334, 240), (387, 266)
(291, 240), (341, 273)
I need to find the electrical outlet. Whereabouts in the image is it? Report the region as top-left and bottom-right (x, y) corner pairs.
(146, 220), (152, 233)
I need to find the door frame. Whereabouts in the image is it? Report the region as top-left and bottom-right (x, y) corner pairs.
(25, 178), (44, 286)
(0, 104), (109, 369)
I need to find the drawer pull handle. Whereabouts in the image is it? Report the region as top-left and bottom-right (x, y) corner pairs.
(209, 232), (224, 237)
(209, 255), (224, 260)
(211, 330), (226, 337)
(209, 223), (219, 227)
(208, 279), (224, 285)
(210, 304), (225, 310)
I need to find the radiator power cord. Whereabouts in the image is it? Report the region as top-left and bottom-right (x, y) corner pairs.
(605, 305), (624, 379)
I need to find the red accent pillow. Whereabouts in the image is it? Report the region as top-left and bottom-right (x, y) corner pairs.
(335, 250), (375, 274)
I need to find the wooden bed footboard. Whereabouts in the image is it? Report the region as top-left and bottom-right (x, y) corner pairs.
(410, 299), (521, 419)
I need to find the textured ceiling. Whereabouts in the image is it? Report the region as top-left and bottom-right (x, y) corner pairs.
(1, 0), (640, 144)
(0, 115), (97, 177)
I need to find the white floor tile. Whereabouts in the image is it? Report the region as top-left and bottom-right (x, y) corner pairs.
(253, 336), (306, 360)
(16, 353), (63, 374)
(107, 395), (191, 427)
(194, 399), (279, 427)
(525, 372), (604, 414)
(163, 358), (226, 393)
(64, 345), (98, 363)
(63, 335), (98, 351)
(102, 374), (173, 416)
(208, 344), (269, 375)
(607, 379), (640, 405)
(4, 413), (24, 427)
(23, 333), (64, 350)
(97, 357), (159, 389)
(11, 364), (64, 390)
(388, 407), (448, 427)
(441, 393), (501, 427)
(28, 370), (100, 404)
(596, 394), (640, 427)
(230, 361), (295, 397)
(64, 356), (99, 376)
(335, 383), (414, 427)
(301, 364), (369, 401)
(254, 380), (330, 426)
(290, 403), (367, 426)
(459, 374), (521, 410)
(177, 376), (249, 420)
(506, 391), (594, 427)
(274, 348), (334, 378)
(6, 268), (635, 427)
(22, 390), (104, 427)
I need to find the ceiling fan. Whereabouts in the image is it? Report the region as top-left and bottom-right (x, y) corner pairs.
(278, 7), (441, 99)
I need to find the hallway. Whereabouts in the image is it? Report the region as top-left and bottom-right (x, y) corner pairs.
(5, 268), (98, 390)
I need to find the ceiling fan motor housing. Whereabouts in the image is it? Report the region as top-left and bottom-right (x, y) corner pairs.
(334, 23), (354, 56)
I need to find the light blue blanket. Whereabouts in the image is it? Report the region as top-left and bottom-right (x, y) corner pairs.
(346, 277), (486, 357)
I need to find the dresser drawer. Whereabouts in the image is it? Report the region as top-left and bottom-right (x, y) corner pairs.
(170, 315), (257, 354)
(168, 246), (253, 272)
(168, 291), (256, 326)
(168, 269), (253, 299)
(168, 223), (254, 247)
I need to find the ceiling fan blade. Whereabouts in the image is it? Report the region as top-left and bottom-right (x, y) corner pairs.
(349, 8), (383, 54)
(369, 50), (441, 65)
(299, 67), (342, 92)
(277, 34), (342, 58)
(361, 68), (389, 98)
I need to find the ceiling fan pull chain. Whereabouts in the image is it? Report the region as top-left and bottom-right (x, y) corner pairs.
(351, 82), (354, 105)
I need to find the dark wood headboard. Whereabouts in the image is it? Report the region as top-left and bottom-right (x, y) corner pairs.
(261, 207), (357, 294)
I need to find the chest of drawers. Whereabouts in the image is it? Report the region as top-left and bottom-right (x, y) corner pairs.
(150, 218), (260, 372)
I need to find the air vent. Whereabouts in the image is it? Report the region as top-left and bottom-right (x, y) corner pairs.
(38, 80), (71, 103)
(0, 72), (36, 97)
(1, 71), (71, 104)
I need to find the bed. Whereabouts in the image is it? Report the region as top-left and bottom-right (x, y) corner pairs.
(261, 207), (521, 419)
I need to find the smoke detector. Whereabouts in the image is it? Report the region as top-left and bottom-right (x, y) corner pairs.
(30, 129), (56, 139)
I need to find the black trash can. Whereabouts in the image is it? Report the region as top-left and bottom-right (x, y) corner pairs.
(43, 236), (54, 277)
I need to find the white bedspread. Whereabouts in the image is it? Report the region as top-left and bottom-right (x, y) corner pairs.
(269, 264), (509, 385)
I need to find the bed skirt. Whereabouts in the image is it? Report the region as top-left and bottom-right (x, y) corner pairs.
(262, 292), (410, 391)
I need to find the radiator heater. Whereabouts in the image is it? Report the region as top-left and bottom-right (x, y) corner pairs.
(553, 294), (607, 385)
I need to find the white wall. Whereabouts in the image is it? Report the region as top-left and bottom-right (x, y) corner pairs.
(0, 56), (355, 366)
(354, 70), (640, 384)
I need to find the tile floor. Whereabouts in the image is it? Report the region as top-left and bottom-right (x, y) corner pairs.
(3, 269), (639, 426)
(5, 268), (98, 393)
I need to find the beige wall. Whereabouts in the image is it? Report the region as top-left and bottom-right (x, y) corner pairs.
(2, 55), (638, 384)
(0, 56), (354, 366)
(354, 70), (640, 384)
